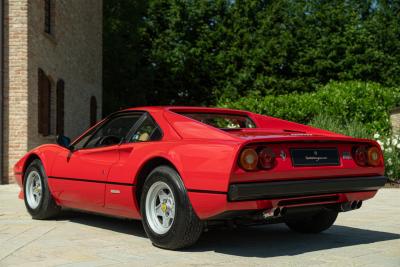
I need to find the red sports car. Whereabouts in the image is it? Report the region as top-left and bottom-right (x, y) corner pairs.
(14, 107), (386, 249)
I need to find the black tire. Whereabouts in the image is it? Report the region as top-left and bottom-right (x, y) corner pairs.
(23, 159), (61, 219)
(285, 209), (338, 233)
(140, 166), (203, 250)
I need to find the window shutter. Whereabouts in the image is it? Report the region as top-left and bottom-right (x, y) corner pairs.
(56, 79), (64, 135)
(44, 0), (51, 34)
(38, 69), (51, 136)
(90, 96), (97, 126)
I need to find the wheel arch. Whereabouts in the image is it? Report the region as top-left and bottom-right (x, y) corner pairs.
(18, 145), (60, 185)
(21, 153), (42, 184)
(134, 156), (181, 207)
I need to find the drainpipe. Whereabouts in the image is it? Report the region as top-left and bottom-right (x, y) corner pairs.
(0, 0), (4, 184)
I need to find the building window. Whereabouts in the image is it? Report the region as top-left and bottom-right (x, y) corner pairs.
(56, 80), (65, 135)
(90, 96), (97, 126)
(38, 69), (51, 136)
(44, 0), (53, 34)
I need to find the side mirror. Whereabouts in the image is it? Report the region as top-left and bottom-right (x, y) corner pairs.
(56, 135), (72, 150)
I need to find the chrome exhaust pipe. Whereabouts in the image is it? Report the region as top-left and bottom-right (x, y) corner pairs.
(274, 207), (281, 217)
(280, 207), (287, 216)
(262, 207), (281, 219)
(340, 202), (352, 212)
(339, 200), (362, 212)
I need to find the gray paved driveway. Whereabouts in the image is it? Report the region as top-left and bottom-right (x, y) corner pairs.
(0, 184), (399, 267)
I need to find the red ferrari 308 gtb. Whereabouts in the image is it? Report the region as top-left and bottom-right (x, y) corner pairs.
(14, 107), (387, 249)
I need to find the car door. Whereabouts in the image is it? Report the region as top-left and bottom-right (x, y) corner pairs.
(49, 112), (144, 211)
(104, 113), (163, 215)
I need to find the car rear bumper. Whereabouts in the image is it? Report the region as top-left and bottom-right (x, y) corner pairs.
(228, 176), (387, 201)
(188, 176), (387, 219)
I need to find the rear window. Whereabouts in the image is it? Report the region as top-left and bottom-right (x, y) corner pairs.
(178, 112), (257, 129)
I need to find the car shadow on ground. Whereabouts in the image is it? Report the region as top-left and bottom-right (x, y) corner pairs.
(192, 224), (400, 257)
(56, 209), (399, 258)
(56, 209), (147, 238)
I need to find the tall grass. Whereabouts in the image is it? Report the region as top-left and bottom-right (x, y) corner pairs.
(309, 114), (371, 139)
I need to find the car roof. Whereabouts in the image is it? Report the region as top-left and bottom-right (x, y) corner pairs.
(122, 106), (252, 115)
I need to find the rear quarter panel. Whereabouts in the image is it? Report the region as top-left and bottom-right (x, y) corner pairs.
(108, 140), (241, 193)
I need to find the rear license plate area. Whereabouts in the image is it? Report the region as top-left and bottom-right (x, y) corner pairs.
(290, 148), (340, 167)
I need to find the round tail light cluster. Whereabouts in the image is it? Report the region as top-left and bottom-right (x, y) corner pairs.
(239, 148), (259, 171)
(239, 147), (276, 171)
(352, 145), (382, 167)
(258, 148), (276, 169)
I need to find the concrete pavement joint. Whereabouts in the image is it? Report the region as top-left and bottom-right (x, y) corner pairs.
(0, 226), (56, 261)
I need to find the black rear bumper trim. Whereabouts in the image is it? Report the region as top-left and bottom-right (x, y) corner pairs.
(228, 176), (387, 201)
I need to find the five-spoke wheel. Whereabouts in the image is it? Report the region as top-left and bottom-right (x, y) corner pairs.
(140, 166), (203, 250)
(23, 159), (60, 219)
(145, 181), (176, 234)
(25, 170), (43, 209)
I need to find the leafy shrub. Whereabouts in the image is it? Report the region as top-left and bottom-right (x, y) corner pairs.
(219, 82), (400, 180)
(309, 115), (400, 181)
(218, 81), (400, 135)
(374, 134), (400, 182)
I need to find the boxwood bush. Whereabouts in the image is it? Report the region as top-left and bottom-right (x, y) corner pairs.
(218, 81), (400, 135)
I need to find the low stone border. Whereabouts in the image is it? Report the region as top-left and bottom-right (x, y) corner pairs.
(384, 181), (400, 188)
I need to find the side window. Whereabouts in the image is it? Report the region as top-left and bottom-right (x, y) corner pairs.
(44, 0), (54, 35)
(72, 126), (98, 150)
(129, 115), (162, 143)
(72, 113), (142, 150)
(84, 114), (143, 148)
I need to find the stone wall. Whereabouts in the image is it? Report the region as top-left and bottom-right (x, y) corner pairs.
(391, 108), (400, 135)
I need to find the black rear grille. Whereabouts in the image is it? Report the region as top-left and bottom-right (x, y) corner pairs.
(228, 176), (387, 201)
(290, 148), (340, 167)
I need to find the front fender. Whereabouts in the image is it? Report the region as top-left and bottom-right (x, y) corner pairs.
(14, 144), (65, 187)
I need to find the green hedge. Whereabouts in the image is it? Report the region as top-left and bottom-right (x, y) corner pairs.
(218, 81), (400, 135)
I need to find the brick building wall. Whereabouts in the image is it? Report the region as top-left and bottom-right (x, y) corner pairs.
(2, 0), (102, 183)
(2, 0), (30, 184)
(391, 108), (400, 135)
(28, 0), (102, 148)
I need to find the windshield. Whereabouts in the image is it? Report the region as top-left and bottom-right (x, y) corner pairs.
(178, 112), (257, 129)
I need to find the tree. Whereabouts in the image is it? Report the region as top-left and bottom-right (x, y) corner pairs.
(103, 0), (400, 115)
(103, 0), (149, 114)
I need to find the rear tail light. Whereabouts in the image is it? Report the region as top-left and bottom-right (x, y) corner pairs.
(258, 147), (276, 169)
(352, 145), (382, 167)
(367, 146), (381, 166)
(239, 148), (259, 171)
(239, 146), (276, 171)
(353, 146), (368, 166)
